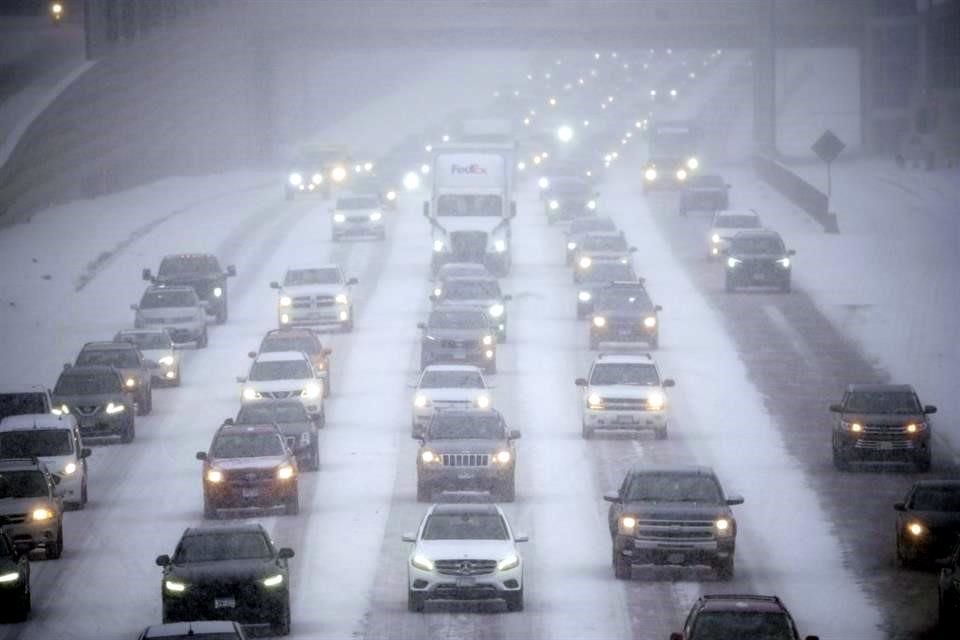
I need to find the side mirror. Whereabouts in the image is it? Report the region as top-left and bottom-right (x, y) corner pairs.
(402, 533), (417, 543)
(80, 448), (92, 459)
(603, 491), (622, 503)
(503, 294), (513, 301)
(196, 451), (207, 461)
(662, 379), (676, 388)
(575, 378), (588, 387)
(828, 403), (843, 413)
(726, 493), (745, 506)
(235, 376), (247, 383)
(141, 268), (152, 281)
(223, 418), (235, 426)
(130, 304), (139, 311)
(51, 474), (61, 485)
(509, 429), (522, 440)
(277, 547), (295, 560)
(416, 322), (426, 330)
(63, 363), (72, 370)
(514, 533), (529, 543)
(422, 202), (430, 217)
(247, 351), (257, 359)
(654, 305), (662, 312)
(269, 281), (281, 289)
(894, 502), (906, 512)
(925, 405), (938, 414)
(787, 249), (796, 256)
(155, 554), (171, 567)
(347, 277), (358, 286)
(226, 265), (237, 277)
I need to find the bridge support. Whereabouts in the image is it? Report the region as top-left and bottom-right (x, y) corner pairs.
(753, 0), (777, 156)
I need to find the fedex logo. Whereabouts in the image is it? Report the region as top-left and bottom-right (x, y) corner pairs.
(450, 164), (488, 175)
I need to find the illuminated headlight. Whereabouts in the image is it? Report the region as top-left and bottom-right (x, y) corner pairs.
(420, 450), (439, 464)
(242, 387), (260, 401)
(32, 508), (54, 522)
(311, 173), (323, 185)
(386, 190), (397, 201)
(549, 200), (559, 210)
(475, 394), (491, 409)
(726, 257), (742, 269)
(301, 382), (322, 399)
(517, 161), (526, 171)
(339, 310), (349, 321)
(676, 168), (688, 181)
(587, 393), (603, 409)
(567, 241), (577, 251)
(0, 571), (20, 584)
(206, 469), (223, 483)
(777, 257), (791, 268)
(158, 355), (175, 366)
(105, 402), (125, 415)
(213, 287), (223, 298)
(494, 239), (507, 253)
(579, 256), (592, 269)
(643, 316), (657, 329)
(54, 404), (70, 415)
(646, 390), (665, 411)
(414, 393), (429, 408)
(433, 239), (444, 253)
(288, 173), (303, 187)
(335, 293), (349, 305)
(333, 213), (346, 223)
(369, 211), (383, 222)
(364, 162), (374, 172)
(276, 464), (295, 480)
(433, 287), (442, 297)
(587, 200), (597, 210)
(592, 316), (606, 328)
(715, 518), (732, 535)
(686, 157), (699, 170)
(420, 163), (431, 175)
(279, 295), (292, 307)
(711, 234), (721, 244)
(907, 521), (926, 537)
(497, 554), (520, 571)
(164, 580), (187, 593)
(906, 422), (924, 433)
(538, 177), (550, 190)
(489, 304), (505, 318)
(620, 516), (637, 530)
(578, 291), (592, 302)
(494, 450), (512, 464)
(331, 166), (347, 182)
(403, 172), (420, 190)
(51, 2), (64, 16)
(644, 167), (657, 181)
(262, 574), (284, 588)
(125, 377), (137, 388)
(63, 462), (77, 475)
(843, 420), (863, 433)
(484, 350), (494, 359)
(280, 313), (290, 324)
(411, 554), (435, 571)
(482, 335), (494, 346)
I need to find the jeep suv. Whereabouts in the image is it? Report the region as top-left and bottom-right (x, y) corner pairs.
(565, 216), (617, 266)
(415, 409), (520, 502)
(678, 174), (729, 216)
(73, 341), (153, 415)
(573, 231), (635, 283)
(51, 365), (136, 443)
(543, 177), (597, 223)
(0, 458), (64, 559)
(830, 384), (935, 471)
(270, 266), (358, 332)
(143, 254), (236, 324)
(604, 465), (742, 579)
(670, 594), (819, 640)
(576, 353), (675, 439)
(724, 230), (794, 293)
(589, 281), (662, 349)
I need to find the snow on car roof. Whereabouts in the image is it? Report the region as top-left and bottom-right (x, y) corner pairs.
(0, 413), (76, 431)
(422, 364), (484, 373)
(254, 350), (309, 363)
(594, 353), (655, 365)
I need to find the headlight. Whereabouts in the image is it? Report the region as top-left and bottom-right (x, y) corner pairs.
(686, 157), (699, 170)
(411, 553), (435, 571)
(592, 316), (606, 328)
(262, 573), (284, 588)
(63, 462), (77, 475)
(567, 241), (577, 251)
(475, 394), (491, 409)
(279, 295), (292, 307)
(288, 173), (303, 186)
(331, 166), (347, 182)
(301, 382), (322, 399)
(643, 316), (657, 328)
(276, 464), (295, 480)
(647, 391), (665, 411)
(579, 256), (592, 269)
(489, 304), (505, 318)
(158, 355), (175, 366)
(370, 211), (383, 221)
(578, 291), (592, 302)
(242, 387), (260, 401)
(726, 257), (741, 268)
(213, 287), (223, 298)
(335, 293), (349, 305)
(843, 420), (863, 433)
(676, 168), (688, 181)
(414, 394), (429, 408)
(0, 571), (20, 584)
(482, 335), (494, 346)
(105, 402), (125, 414)
(494, 239), (507, 253)
(715, 517), (732, 535)
(420, 450), (439, 464)
(333, 213), (346, 223)
(55, 404), (70, 415)
(906, 422), (924, 433)
(494, 450), (512, 464)
(777, 257), (791, 268)
(549, 200), (560, 210)
(907, 521), (926, 537)
(311, 173), (323, 185)
(587, 393), (603, 409)
(433, 239), (444, 253)
(386, 190), (397, 201)
(497, 553), (520, 571)
(587, 200), (597, 210)
(620, 516), (637, 530)
(32, 507), (54, 521)
(644, 167), (657, 181)
(125, 377), (137, 388)
(711, 234), (721, 244)
(538, 177), (550, 190)
(165, 579), (187, 593)
(206, 469), (223, 483)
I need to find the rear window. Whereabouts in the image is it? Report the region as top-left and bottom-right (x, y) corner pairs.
(54, 373), (120, 395)
(0, 393), (49, 420)
(730, 236), (784, 254)
(691, 611), (795, 639)
(0, 429), (73, 457)
(76, 349), (140, 369)
(337, 196), (379, 210)
(141, 290), (198, 309)
(159, 256), (218, 277)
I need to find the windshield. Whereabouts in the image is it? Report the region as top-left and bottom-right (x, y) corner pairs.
(0, 393), (48, 419)
(625, 473), (723, 503)
(261, 336), (317, 355)
(0, 470), (48, 499)
(422, 513), (509, 540)
(442, 281), (501, 299)
(211, 432), (285, 458)
(570, 217), (616, 235)
(581, 263), (635, 285)
(237, 402), (309, 424)
(428, 310), (488, 330)
(0, 430), (72, 457)
(844, 391), (921, 414)
(910, 486), (960, 511)
(436, 194), (502, 217)
(283, 268), (340, 286)
(583, 235), (628, 251)
(716, 215), (760, 230)
(158, 256), (217, 277)
(730, 236), (785, 254)
(552, 180), (590, 195)
(337, 196), (379, 210)
(594, 289), (654, 311)
(690, 612), (794, 640)
(590, 363), (660, 386)
(54, 373), (119, 395)
(76, 349), (140, 369)
(420, 370), (484, 389)
(249, 360), (311, 381)
(174, 532), (272, 563)
(140, 290), (197, 309)
(116, 332), (171, 350)
(428, 414), (503, 439)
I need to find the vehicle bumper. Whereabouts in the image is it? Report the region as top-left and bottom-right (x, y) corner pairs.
(614, 534), (734, 566)
(278, 305), (351, 327)
(583, 409), (667, 430)
(418, 466), (512, 492)
(163, 588), (287, 626)
(408, 565), (522, 600)
(834, 433), (930, 461)
(332, 218), (384, 237)
(204, 479), (298, 511)
(421, 346), (496, 368)
(139, 321), (205, 344)
(590, 325), (658, 345)
(4, 519), (61, 553)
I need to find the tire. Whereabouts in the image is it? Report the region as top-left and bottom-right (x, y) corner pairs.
(715, 555), (735, 580)
(505, 588), (524, 612)
(274, 596), (291, 636)
(77, 477), (88, 509)
(613, 549), (631, 580)
(499, 327), (507, 343)
(315, 408), (326, 429)
(45, 524), (63, 560)
(143, 387), (153, 415)
(120, 417), (135, 444)
(485, 360), (497, 374)
(832, 447), (850, 471)
(198, 328), (208, 348)
(895, 537), (913, 569)
(408, 589), (426, 613)
(215, 304), (228, 325)
(306, 435), (320, 472)
(781, 279), (791, 294)
(323, 372), (331, 397)
(940, 591), (957, 627)
(171, 366), (182, 387)
(499, 476), (516, 502)
(416, 481), (431, 503)
(915, 450), (932, 472)
(284, 491), (300, 516)
(649, 335), (659, 349)
(589, 336), (600, 350)
(724, 277), (735, 293)
(203, 498), (218, 520)
(582, 423), (594, 439)
(655, 426), (668, 440)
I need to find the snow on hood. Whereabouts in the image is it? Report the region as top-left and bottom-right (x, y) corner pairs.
(279, 283), (345, 296)
(415, 538), (517, 561)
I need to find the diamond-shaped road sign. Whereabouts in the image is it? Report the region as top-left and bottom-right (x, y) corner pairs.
(812, 130), (845, 164)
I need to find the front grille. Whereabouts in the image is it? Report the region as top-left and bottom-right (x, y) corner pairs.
(439, 339), (478, 349)
(433, 400), (474, 410)
(634, 518), (716, 541)
(861, 424), (916, 441)
(260, 391), (296, 399)
(225, 468), (275, 485)
(435, 559), (497, 576)
(441, 453), (489, 467)
(291, 295), (335, 309)
(75, 405), (99, 415)
(0, 513), (28, 526)
(601, 397), (650, 411)
(450, 231), (488, 259)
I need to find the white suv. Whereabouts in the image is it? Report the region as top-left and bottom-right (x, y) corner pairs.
(402, 503), (527, 612)
(270, 265), (358, 332)
(237, 351), (325, 424)
(331, 192), (385, 241)
(411, 365), (492, 436)
(575, 353), (675, 439)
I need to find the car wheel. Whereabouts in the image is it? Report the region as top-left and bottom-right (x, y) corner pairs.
(915, 450), (932, 472)
(715, 556), (735, 580)
(499, 476), (516, 502)
(45, 524), (63, 560)
(274, 596), (292, 635)
(215, 305), (228, 325)
(145, 387), (153, 414)
(655, 426), (668, 440)
(582, 423), (594, 439)
(613, 549), (631, 580)
(323, 373), (331, 397)
(120, 418), (135, 444)
(198, 328), (208, 348)
(13, 586), (30, 621)
(724, 277), (735, 293)
(416, 481), (431, 503)
(505, 587), (524, 612)
(203, 498), (218, 520)
(895, 536), (913, 569)
(499, 328), (508, 343)
(284, 491), (300, 516)
(408, 588), (426, 613)
(832, 447), (850, 471)
(649, 335), (659, 349)
(307, 435), (320, 472)
(78, 477), (88, 509)
(780, 280), (791, 294)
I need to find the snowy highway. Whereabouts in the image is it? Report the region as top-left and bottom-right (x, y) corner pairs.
(1, 12), (960, 640)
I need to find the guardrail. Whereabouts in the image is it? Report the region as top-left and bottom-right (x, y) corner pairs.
(752, 154), (839, 233)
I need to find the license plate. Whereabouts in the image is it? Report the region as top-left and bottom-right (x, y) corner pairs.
(616, 415), (634, 424)
(456, 577), (476, 587)
(879, 441), (894, 450)
(79, 417), (95, 428)
(241, 488), (259, 498)
(214, 597), (236, 609)
(458, 473), (475, 480)
(666, 553), (685, 564)
(753, 272), (767, 281)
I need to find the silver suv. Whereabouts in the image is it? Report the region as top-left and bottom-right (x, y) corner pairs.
(0, 458), (64, 559)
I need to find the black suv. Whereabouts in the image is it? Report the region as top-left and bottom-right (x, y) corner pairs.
(234, 399), (319, 472)
(73, 341), (153, 415)
(678, 174), (729, 215)
(576, 262), (638, 319)
(157, 523), (294, 635)
(143, 254), (236, 324)
(418, 308), (497, 374)
(415, 409), (520, 502)
(589, 281), (662, 349)
(604, 466), (742, 580)
(830, 384), (935, 471)
(670, 594), (818, 640)
(724, 230), (794, 293)
(895, 480), (960, 566)
(0, 529), (30, 621)
(52, 365), (136, 442)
